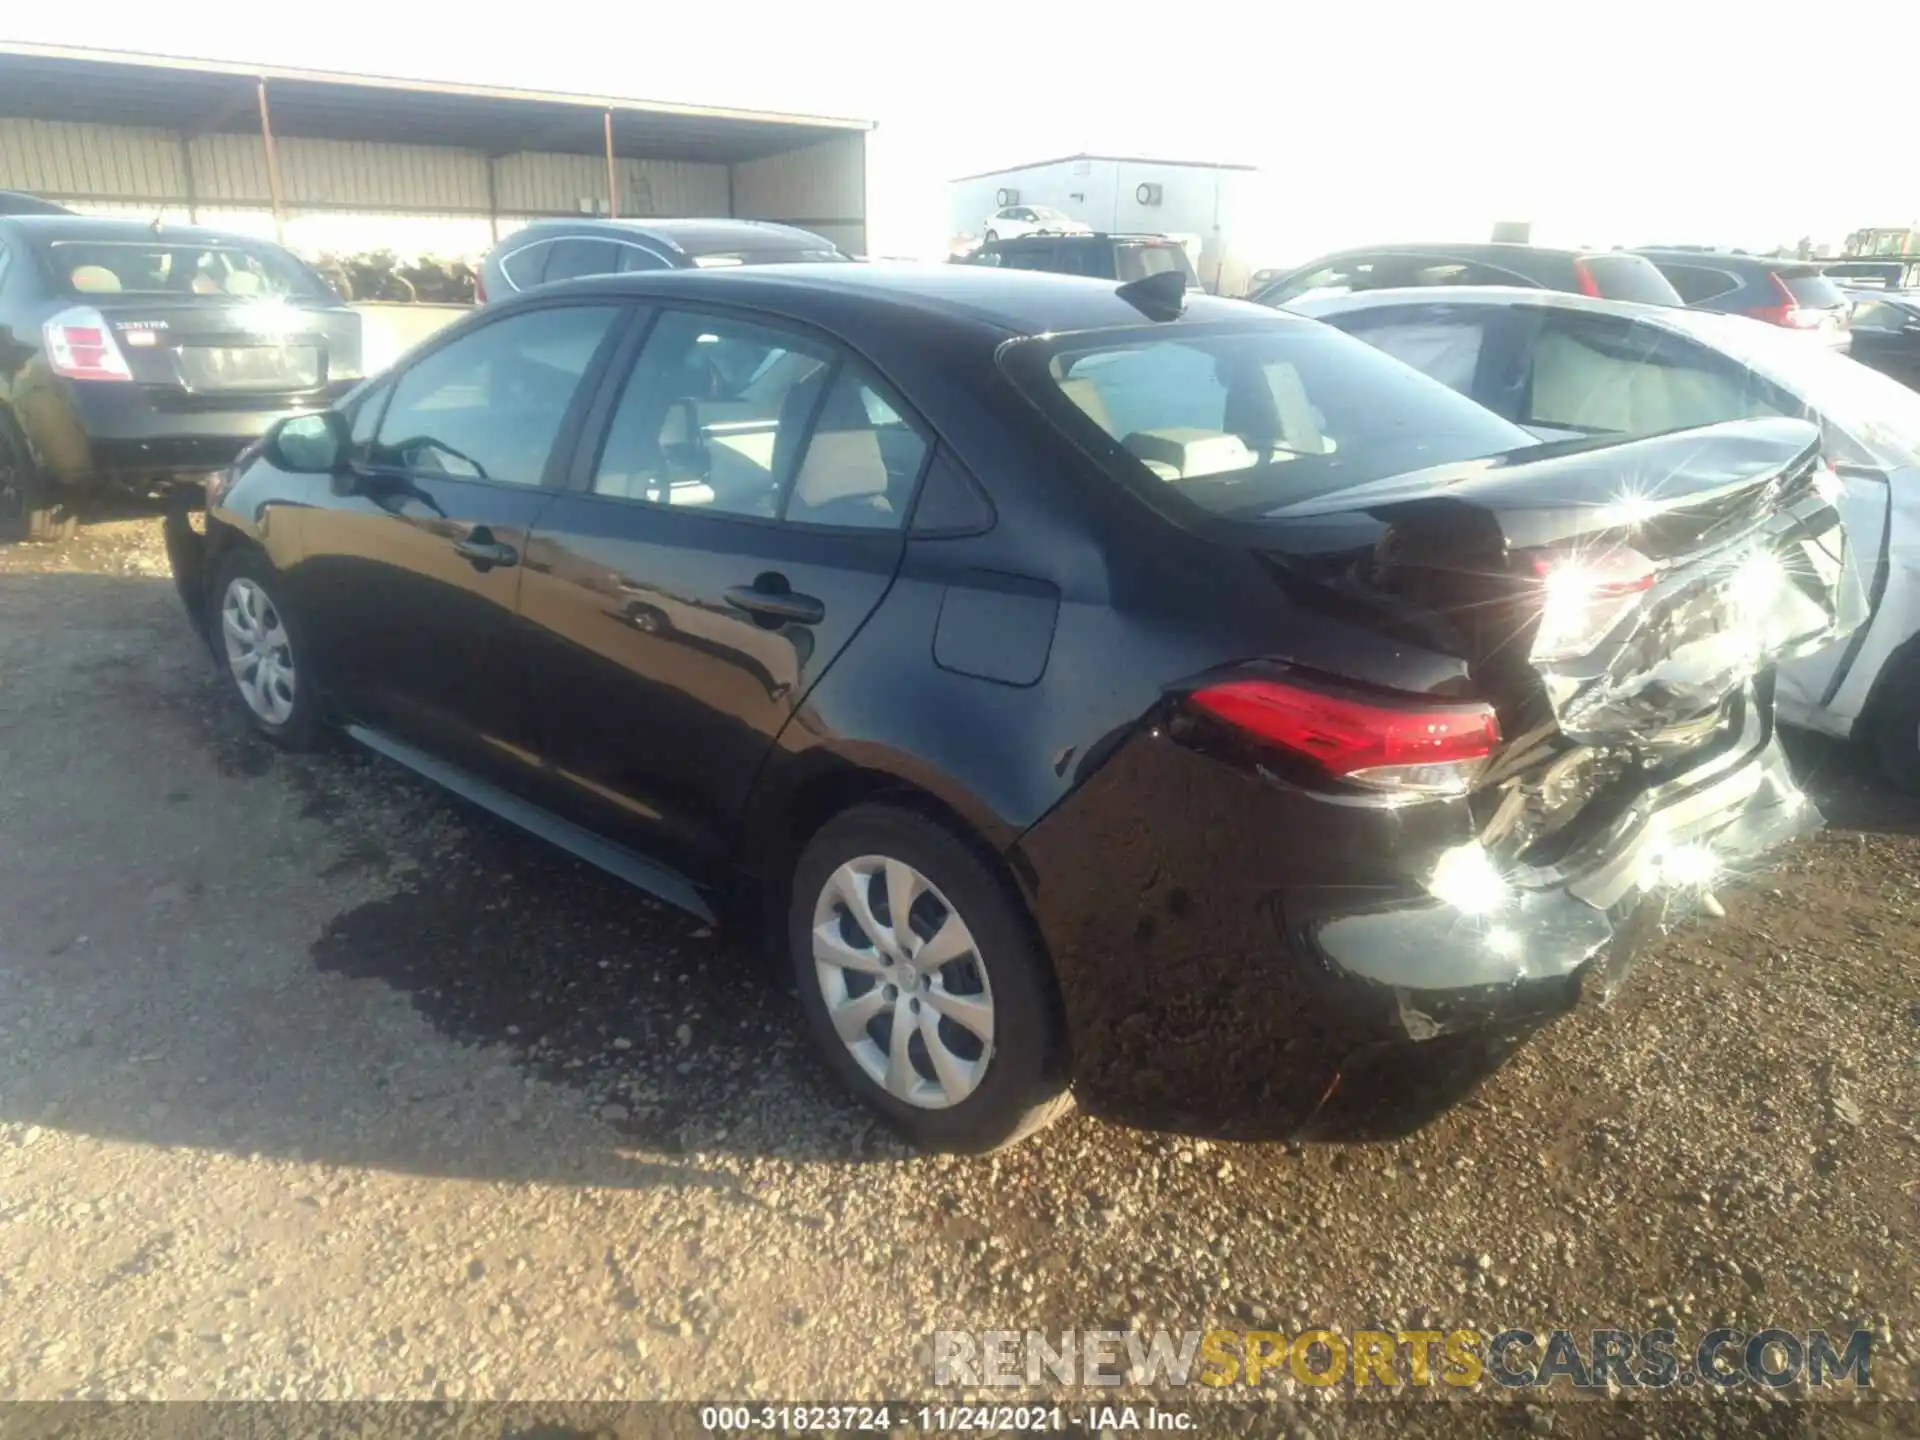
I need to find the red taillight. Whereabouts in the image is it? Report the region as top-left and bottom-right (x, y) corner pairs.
(1189, 678), (1499, 796)
(1572, 258), (1603, 297)
(1748, 273), (1816, 328)
(43, 306), (133, 381)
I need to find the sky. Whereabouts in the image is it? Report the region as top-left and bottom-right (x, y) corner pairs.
(6, 1), (1914, 264)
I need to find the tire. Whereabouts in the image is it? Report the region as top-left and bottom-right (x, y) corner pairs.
(0, 418), (79, 544)
(207, 547), (326, 750)
(1869, 652), (1920, 795)
(788, 803), (1072, 1152)
(984, 230), (998, 243)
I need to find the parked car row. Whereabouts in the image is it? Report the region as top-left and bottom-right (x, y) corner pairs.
(4, 187), (1905, 1155)
(0, 207), (846, 541)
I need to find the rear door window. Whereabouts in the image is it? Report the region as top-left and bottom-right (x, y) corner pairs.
(1521, 310), (1781, 438)
(1116, 243), (1194, 286)
(1657, 262), (1740, 305)
(591, 309), (833, 518)
(1574, 253), (1682, 304)
(1777, 270), (1847, 310)
(500, 241), (554, 290)
(1263, 253), (1430, 306)
(785, 371), (929, 530)
(617, 243), (672, 273)
(1333, 309), (1495, 397)
(1000, 242), (1059, 273)
(1850, 299), (1908, 332)
(542, 239), (622, 284)
(371, 304), (620, 486)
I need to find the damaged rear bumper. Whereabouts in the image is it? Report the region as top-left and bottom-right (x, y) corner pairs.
(1295, 691), (1814, 1137)
(1308, 688), (1812, 1008)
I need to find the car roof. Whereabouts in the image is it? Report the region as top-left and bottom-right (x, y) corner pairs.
(992, 232), (1178, 245)
(520, 260), (1270, 339)
(1297, 241), (1607, 263)
(504, 217), (837, 254)
(0, 214), (291, 247)
(1288, 283), (1755, 341)
(1634, 247), (1821, 275)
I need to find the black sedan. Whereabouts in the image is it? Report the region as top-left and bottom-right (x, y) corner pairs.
(0, 215), (361, 541)
(1844, 290), (1920, 389)
(165, 263), (1858, 1150)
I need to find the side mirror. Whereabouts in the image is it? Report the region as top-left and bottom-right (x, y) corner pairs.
(266, 411), (349, 474)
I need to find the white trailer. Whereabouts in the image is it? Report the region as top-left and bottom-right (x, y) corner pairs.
(949, 153), (1271, 297)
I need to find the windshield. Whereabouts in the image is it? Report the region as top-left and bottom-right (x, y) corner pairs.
(1680, 310), (1920, 469)
(1030, 207), (1074, 223)
(42, 239), (327, 300)
(1004, 318), (1532, 520)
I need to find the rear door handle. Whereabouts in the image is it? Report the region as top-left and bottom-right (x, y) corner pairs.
(725, 582), (825, 626)
(453, 529), (519, 570)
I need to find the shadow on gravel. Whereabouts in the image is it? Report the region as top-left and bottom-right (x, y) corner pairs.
(1781, 729), (1920, 839)
(305, 788), (894, 1169)
(9, 556), (1915, 1189)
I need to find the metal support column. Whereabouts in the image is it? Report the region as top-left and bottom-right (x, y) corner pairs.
(256, 79), (285, 243)
(603, 110), (618, 219)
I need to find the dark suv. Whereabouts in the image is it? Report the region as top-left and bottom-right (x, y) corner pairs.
(1633, 249), (1852, 348)
(958, 233), (1201, 290)
(1252, 243), (1683, 308)
(477, 218), (845, 303)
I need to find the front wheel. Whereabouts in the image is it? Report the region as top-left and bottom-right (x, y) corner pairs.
(209, 548), (325, 749)
(789, 804), (1072, 1152)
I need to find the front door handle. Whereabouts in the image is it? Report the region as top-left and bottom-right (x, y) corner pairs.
(453, 528), (519, 570)
(725, 580), (825, 626)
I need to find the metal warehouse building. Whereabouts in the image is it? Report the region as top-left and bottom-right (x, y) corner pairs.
(0, 44), (872, 262)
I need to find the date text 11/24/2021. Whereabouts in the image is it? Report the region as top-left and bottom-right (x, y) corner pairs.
(700, 1405), (1196, 1431)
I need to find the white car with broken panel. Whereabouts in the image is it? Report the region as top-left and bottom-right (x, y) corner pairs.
(1287, 285), (1920, 790)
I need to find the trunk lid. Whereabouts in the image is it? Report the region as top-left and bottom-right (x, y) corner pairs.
(1244, 417), (1864, 864)
(95, 296), (360, 398)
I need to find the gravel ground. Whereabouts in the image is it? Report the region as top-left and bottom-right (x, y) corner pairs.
(0, 518), (1914, 1436)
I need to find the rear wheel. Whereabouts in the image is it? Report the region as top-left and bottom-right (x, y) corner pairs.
(1869, 653), (1920, 795)
(788, 804), (1071, 1151)
(209, 548), (325, 749)
(984, 230), (998, 243)
(0, 419), (79, 544)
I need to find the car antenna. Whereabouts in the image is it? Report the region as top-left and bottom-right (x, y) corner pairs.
(1115, 268), (1186, 322)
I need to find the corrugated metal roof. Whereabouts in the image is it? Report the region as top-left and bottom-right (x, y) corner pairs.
(0, 44), (873, 165)
(950, 153), (1258, 182)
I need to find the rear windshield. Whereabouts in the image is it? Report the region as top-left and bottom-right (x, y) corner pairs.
(40, 239), (327, 300)
(1116, 242), (1197, 286)
(1778, 270), (1847, 309)
(689, 246), (846, 267)
(1003, 317), (1533, 521)
(1576, 253), (1683, 305)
